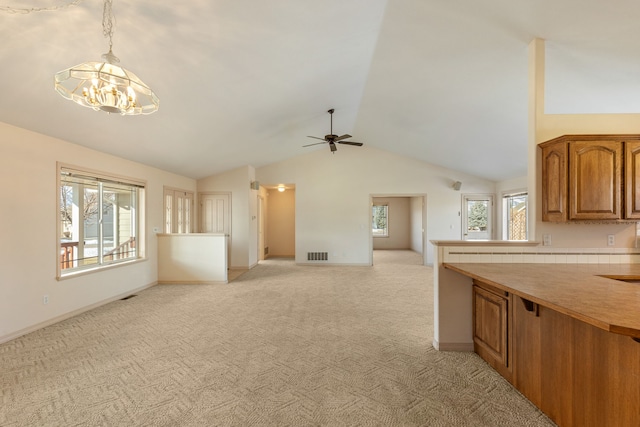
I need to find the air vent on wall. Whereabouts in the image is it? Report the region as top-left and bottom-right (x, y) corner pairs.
(307, 252), (328, 261)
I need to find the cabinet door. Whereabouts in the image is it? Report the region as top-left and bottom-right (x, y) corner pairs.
(569, 140), (622, 220)
(473, 285), (508, 368)
(541, 141), (568, 222)
(513, 296), (542, 408)
(625, 141), (640, 219)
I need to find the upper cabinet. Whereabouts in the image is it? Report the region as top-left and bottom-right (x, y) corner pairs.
(625, 141), (640, 219)
(540, 135), (640, 222)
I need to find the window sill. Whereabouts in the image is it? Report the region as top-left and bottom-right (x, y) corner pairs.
(57, 257), (147, 281)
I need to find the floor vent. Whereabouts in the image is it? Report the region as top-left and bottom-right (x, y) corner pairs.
(307, 252), (328, 261)
(120, 295), (137, 300)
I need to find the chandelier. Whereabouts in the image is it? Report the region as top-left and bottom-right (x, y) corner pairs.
(54, 0), (158, 115)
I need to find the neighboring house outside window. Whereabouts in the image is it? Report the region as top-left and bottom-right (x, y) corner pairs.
(59, 165), (145, 277)
(372, 205), (389, 237)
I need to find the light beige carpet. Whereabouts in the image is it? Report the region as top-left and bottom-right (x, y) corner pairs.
(0, 250), (555, 426)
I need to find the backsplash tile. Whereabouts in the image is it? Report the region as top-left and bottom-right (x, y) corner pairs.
(442, 245), (640, 264)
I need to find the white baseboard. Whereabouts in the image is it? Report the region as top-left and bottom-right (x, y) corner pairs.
(0, 281), (157, 345)
(296, 262), (371, 267)
(158, 280), (227, 285)
(432, 339), (474, 352)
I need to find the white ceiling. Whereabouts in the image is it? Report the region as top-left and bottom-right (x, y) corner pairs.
(3, 0), (640, 181)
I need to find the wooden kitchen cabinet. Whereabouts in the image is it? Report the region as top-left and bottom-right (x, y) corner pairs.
(625, 140), (640, 219)
(569, 140), (622, 219)
(541, 139), (568, 221)
(472, 280), (512, 382)
(446, 262), (640, 427)
(540, 134), (640, 221)
(512, 294), (640, 427)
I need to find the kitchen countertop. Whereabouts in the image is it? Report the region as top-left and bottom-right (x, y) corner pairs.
(443, 263), (640, 339)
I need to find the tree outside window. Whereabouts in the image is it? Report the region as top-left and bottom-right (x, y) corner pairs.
(372, 205), (388, 236)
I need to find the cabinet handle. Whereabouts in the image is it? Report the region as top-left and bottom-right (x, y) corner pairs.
(633, 337), (640, 344)
(521, 297), (539, 317)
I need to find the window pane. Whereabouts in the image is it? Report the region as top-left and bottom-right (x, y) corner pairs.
(372, 205), (388, 236)
(104, 183), (136, 262)
(177, 196), (184, 233)
(82, 182), (100, 267)
(165, 194), (173, 233)
(467, 200), (488, 232)
(506, 194), (527, 240)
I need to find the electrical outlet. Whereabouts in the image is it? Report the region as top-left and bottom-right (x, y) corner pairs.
(543, 234), (551, 246)
(43, 295), (49, 305)
(608, 234), (615, 246)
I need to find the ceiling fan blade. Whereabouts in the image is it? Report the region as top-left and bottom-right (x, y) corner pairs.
(338, 141), (364, 146)
(306, 136), (326, 141)
(303, 142), (327, 147)
(333, 134), (353, 142)
(329, 142), (337, 152)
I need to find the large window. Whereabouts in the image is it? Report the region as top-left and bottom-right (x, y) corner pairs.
(503, 192), (528, 240)
(372, 205), (388, 237)
(59, 166), (144, 276)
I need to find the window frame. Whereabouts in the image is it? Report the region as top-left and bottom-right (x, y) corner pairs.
(57, 163), (146, 279)
(372, 204), (389, 238)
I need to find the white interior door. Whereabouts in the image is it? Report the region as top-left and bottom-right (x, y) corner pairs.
(462, 195), (493, 240)
(201, 193), (231, 262)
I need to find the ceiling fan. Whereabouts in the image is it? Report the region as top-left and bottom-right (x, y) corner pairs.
(303, 109), (364, 153)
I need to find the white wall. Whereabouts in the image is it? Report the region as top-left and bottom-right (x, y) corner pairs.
(257, 145), (496, 265)
(372, 197), (410, 249)
(410, 196), (423, 253)
(0, 121), (196, 342)
(197, 165), (258, 269)
(158, 234), (227, 283)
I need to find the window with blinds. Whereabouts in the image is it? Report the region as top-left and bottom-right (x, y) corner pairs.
(59, 166), (145, 276)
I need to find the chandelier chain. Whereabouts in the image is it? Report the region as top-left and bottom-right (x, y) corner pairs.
(102, 0), (115, 51)
(0, 0), (85, 14)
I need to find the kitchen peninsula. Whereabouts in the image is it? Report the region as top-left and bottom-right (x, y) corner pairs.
(432, 241), (640, 427)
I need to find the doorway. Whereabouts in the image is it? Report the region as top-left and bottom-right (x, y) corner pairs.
(261, 185), (295, 260)
(370, 194), (427, 266)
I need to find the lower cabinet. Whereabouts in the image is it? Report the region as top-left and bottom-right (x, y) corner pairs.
(472, 280), (512, 382)
(473, 282), (640, 426)
(510, 294), (640, 427)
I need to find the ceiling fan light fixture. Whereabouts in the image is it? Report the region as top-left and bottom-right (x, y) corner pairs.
(303, 108), (364, 152)
(53, 0), (158, 115)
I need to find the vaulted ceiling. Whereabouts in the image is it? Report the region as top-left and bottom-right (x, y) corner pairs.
(2, 0), (640, 181)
